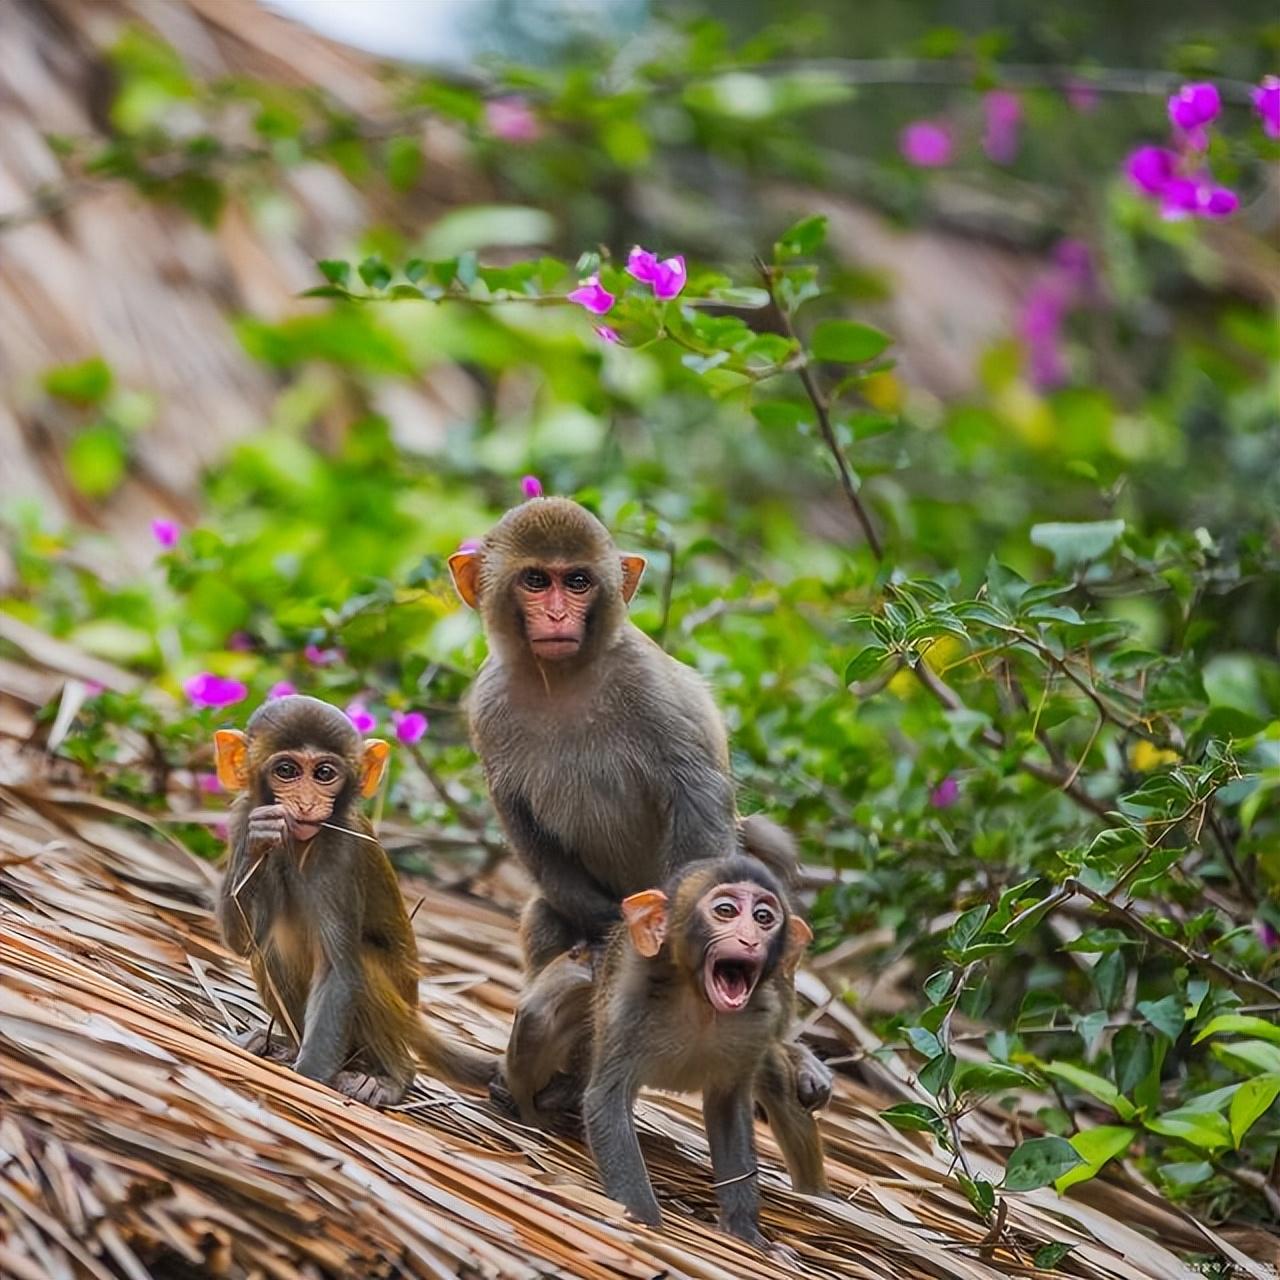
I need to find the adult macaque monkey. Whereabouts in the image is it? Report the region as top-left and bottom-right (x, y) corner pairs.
(214, 695), (498, 1105)
(584, 854), (828, 1255)
(448, 498), (831, 1118)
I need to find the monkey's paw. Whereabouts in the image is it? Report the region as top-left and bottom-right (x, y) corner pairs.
(234, 1025), (292, 1060)
(763, 1239), (800, 1268)
(795, 1056), (833, 1112)
(332, 1071), (409, 1108)
(488, 1072), (521, 1119)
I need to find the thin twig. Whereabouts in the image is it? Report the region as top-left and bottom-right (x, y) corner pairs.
(756, 258), (884, 560)
(1067, 878), (1280, 1004)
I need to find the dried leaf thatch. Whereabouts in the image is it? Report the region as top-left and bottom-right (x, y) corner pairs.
(0, 735), (1259, 1280)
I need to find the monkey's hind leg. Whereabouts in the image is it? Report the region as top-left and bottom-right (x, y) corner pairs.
(755, 1043), (831, 1197)
(500, 946), (594, 1128)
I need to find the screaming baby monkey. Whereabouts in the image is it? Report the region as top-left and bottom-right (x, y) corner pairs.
(583, 853), (828, 1256)
(214, 694), (498, 1105)
(449, 497), (832, 1121)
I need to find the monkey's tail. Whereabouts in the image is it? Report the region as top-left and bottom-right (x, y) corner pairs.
(410, 1020), (501, 1091)
(359, 958), (499, 1091)
(738, 813), (800, 889)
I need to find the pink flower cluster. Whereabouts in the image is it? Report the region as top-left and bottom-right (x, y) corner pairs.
(151, 518), (179, 550)
(1017, 238), (1095, 390)
(566, 245), (688, 344)
(1124, 81), (1240, 219)
(484, 97), (542, 143)
(345, 699), (429, 744)
(184, 672), (247, 709)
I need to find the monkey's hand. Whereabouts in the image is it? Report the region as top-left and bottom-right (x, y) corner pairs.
(246, 803), (291, 857)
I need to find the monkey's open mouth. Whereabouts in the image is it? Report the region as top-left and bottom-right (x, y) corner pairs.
(706, 957), (762, 1014)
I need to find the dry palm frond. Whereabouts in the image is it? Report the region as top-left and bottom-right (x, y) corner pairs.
(0, 765), (1249, 1280)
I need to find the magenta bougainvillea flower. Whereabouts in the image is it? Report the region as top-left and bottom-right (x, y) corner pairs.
(929, 776), (960, 809)
(184, 672), (248, 709)
(1257, 920), (1280, 951)
(567, 275), (615, 314)
(521, 474), (544, 499)
(303, 643), (342, 666)
(151, 518), (179, 549)
(346, 700), (377, 734)
(899, 121), (953, 168)
(1168, 82), (1221, 132)
(267, 680), (296, 700)
(457, 538), (482, 553)
(1016, 239), (1096, 390)
(1253, 76), (1280, 139)
(982, 90), (1022, 164)
(197, 772), (222, 794)
(594, 324), (621, 344)
(484, 96), (542, 143)
(626, 247), (687, 300)
(1126, 145), (1178, 194)
(226, 631), (254, 652)
(392, 710), (429, 744)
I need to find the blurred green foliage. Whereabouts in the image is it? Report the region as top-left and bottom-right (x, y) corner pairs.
(4, 6), (1280, 1247)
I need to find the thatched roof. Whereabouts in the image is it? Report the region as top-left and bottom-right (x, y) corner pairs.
(0, 633), (1268, 1280)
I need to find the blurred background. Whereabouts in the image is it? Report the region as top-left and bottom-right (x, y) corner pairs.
(1, 0), (1279, 1234)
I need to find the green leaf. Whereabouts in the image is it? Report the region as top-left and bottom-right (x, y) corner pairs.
(1145, 1106), (1232, 1152)
(1057, 1126), (1135, 1192)
(1042, 1061), (1136, 1120)
(810, 319), (893, 364)
(65, 425), (127, 497)
(919, 1050), (955, 1096)
(1033, 1243), (1075, 1269)
(879, 1102), (945, 1136)
(1194, 1014), (1280, 1046)
(1159, 1160), (1213, 1189)
(1091, 951), (1125, 1012)
(957, 1174), (995, 1220)
(420, 204), (556, 258)
(775, 214), (828, 259)
(1229, 1074), (1280, 1147)
(43, 357), (113, 406)
(357, 256), (392, 290)
(923, 969), (954, 1005)
(952, 1061), (1037, 1096)
(1112, 1026), (1154, 1099)
(1003, 1136), (1084, 1192)
(1210, 1038), (1280, 1076)
(1029, 519), (1126, 570)
(905, 1025), (943, 1059)
(384, 135), (423, 191)
(1137, 995), (1186, 1043)
(948, 904), (989, 951)
(317, 259), (350, 287)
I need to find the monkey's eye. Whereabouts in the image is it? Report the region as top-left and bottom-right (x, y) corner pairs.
(564, 570), (593, 593)
(272, 759), (301, 780)
(521, 568), (551, 591)
(713, 901), (738, 920)
(753, 906), (777, 928)
(313, 762), (339, 783)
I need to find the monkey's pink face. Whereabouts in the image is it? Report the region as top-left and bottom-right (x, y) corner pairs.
(699, 882), (784, 1014)
(264, 750), (348, 840)
(515, 563), (598, 660)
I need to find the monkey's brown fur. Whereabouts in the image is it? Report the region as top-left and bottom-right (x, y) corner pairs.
(450, 498), (832, 1121)
(582, 854), (828, 1253)
(215, 695), (497, 1105)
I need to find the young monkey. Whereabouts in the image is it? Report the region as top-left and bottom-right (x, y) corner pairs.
(214, 694), (498, 1105)
(583, 854), (828, 1256)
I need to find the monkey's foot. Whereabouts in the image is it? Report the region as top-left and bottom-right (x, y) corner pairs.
(793, 1052), (833, 1112)
(762, 1239), (800, 1268)
(234, 1025), (292, 1061)
(332, 1070), (409, 1108)
(488, 1072), (521, 1119)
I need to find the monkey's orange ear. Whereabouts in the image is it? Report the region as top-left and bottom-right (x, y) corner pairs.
(782, 914), (813, 978)
(448, 549), (482, 609)
(213, 729), (250, 791)
(359, 739), (391, 798)
(619, 554), (646, 603)
(621, 888), (669, 958)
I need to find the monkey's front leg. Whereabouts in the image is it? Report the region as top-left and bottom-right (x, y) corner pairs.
(703, 1085), (769, 1247)
(584, 1072), (660, 1227)
(292, 960), (357, 1086)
